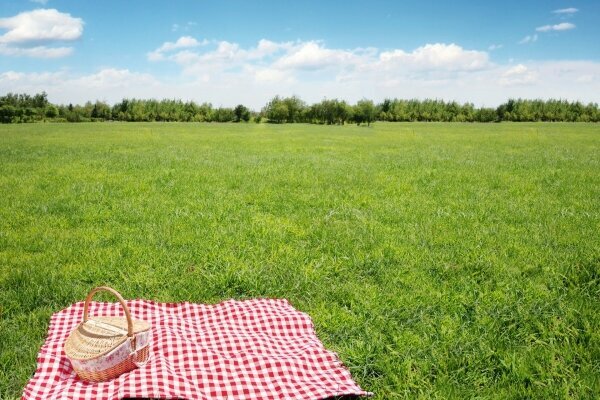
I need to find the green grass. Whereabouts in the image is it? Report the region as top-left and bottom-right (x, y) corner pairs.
(1, 122), (599, 399)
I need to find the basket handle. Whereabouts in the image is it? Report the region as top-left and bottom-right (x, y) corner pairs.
(83, 286), (134, 337)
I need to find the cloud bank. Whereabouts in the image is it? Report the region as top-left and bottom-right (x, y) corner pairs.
(2, 37), (599, 109)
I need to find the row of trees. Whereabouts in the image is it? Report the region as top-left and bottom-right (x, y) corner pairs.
(1, 92), (598, 124)
(0, 93), (255, 124)
(262, 96), (378, 125)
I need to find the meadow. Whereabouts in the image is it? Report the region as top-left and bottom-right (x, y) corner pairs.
(0, 122), (599, 399)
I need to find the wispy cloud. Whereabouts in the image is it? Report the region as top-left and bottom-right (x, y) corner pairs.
(552, 8), (578, 14)
(499, 64), (537, 86)
(536, 22), (575, 32)
(488, 44), (503, 51)
(147, 36), (209, 61)
(30, 0), (49, 4)
(172, 21), (197, 32)
(0, 44), (72, 58)
(518, 34), (538, 44)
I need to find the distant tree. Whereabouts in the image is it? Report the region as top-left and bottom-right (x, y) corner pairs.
(94, 101), (112, 120)
(263, 96), (289, 123)
(282, 96), (306, 122)
(213, 107), (235, 122)
(0, 91), (598, 124)
(475, 108), (498, 122)
(380, 98), (392, 114)
(45, 105), (59, 119)
(353, 99), (376, 126)
(32, 92), (49, 109)
(0, 105), (17, 123)
(192, 102), (213, 122)
(233, 104), (251, 122)
(91, 103), (99, 119)
(271, 103), (288, 123)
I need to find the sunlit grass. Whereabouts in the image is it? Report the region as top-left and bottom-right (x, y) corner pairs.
(1, 122), (599, 398)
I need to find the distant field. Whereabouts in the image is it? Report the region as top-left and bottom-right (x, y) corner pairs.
(1, 122), (599, 399)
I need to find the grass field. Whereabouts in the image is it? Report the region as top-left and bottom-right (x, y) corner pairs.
(1, 122), (599, 399)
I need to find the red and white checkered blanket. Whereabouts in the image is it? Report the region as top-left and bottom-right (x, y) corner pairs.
(23, 298), (371, 399)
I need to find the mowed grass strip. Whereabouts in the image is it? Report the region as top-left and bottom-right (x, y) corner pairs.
(0, 122), (599, 399)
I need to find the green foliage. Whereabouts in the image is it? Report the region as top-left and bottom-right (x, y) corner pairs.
(1, 122), (599, 399)
(44, 105), (59, 119)
(212, 107), (235, 122)
(1, 92), (599, 124)
(262, 96), (291, 123)
(0, 92), (49, 123)
(109, 98), (218, 122)
(495, 98), (599, 122)
(305, 99), (352, 125)
(354, 99), (376, 126)
(233, 104), (251, 122)
(475, 107), (498, 123)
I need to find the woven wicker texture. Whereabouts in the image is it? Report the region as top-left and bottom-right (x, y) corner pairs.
(64, 316), (150, 360)
(63, 286), (151, 382)
(73, 346), (150, 383)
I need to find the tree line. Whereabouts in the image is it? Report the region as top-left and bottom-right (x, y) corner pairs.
(1, 92), (598, 124)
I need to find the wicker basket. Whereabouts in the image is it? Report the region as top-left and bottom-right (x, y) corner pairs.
(64, 286), (151, 382)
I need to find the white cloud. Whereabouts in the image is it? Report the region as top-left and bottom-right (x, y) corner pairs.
(575, 75), (595, 83)
(30, 0), (49, 4)
(536, 22), (575, 32)
(160, 36), (203, 51)
(488, 44), (503, 51)
(518, 34), (538, 44)
(255, 39), (285, 54)
(0, 9), (83, 44)
(2, 38), (599, 109)
(0, 43), (72, 58)
(199, 41), (242, 63)
(273, 41), (358, 70)
(152, 39), (292, 77)
(499, 64), (538, 86)
(253, 67), (294, 83)
(517, 20), (576, 47)
(150, 39), (491, 89)
(377, 43), (490, 72)
(0, 69), (158, 90)
(2, 61), (599, 109)
(505, 64), (528, 75)
(552, 8), (578, 14)
(0, 8), (82, 58)
(0, 68), (162, 104)
(250, 39), (294, 59)
(71, 68), (158, 89)
(147, 36), (208, 61)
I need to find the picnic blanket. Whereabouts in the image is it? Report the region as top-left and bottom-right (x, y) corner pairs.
(23, 298), (371, 400)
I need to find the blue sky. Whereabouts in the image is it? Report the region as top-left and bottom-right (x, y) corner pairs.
(0, 0), (598, 108)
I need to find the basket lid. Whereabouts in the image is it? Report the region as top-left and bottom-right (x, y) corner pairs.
(64, 316), (150, 360)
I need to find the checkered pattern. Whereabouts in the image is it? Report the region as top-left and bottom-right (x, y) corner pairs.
(23, 298), (372, 400)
